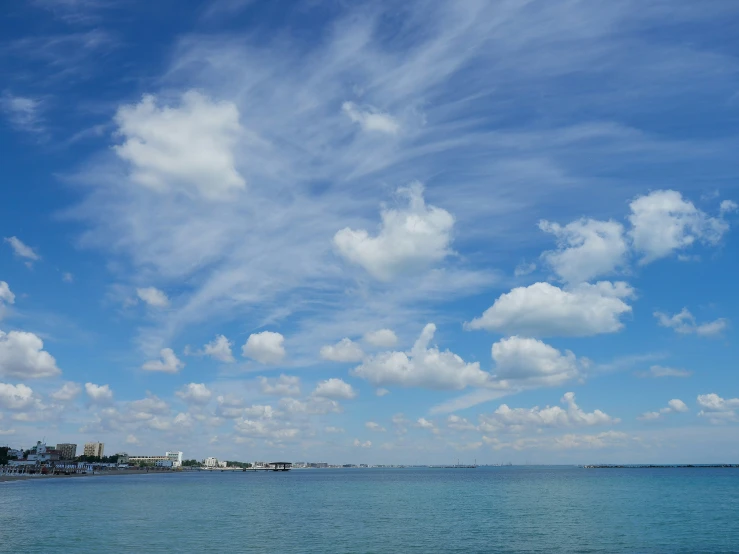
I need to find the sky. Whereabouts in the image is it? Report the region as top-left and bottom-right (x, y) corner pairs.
(1, 0), (738, 465)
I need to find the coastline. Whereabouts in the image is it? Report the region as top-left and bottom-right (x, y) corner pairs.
(0, 469), (174, 483)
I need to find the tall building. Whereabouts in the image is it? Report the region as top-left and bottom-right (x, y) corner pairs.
(57, 443), (77, 460)
(83, 442), (104, 458)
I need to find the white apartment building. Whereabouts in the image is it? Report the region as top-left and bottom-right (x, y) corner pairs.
(203, 457), (219, 467)
(166, 451), (183, 468)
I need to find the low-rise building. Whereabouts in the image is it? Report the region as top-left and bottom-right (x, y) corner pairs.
(165, 451), (183, 468)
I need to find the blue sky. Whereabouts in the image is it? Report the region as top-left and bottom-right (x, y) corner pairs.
(1, 0), (738, 464)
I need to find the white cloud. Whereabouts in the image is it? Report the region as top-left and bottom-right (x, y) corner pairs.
(466, 281), (634, 337)
(0, 383), (36, 410)
(136, 287), (170, 308)
(4, 236), (40, 261)
(514, 262), (536, 277)
(279, 396), (341, 415)
(242, 331), (285, 364)
(635, 365), (692, 378)
(85, 382), (113, 403)
(113, 91), (245, 200)
(364, 329), (398, 348)
(365, 421), (386, 432)
(313, 378), (357, 400)
(259, 374), (301, 397)
(50, 382), (82, 401)
(415, 417), (437, 432)
(446, 414), (475, 431)
(654, 308), (727, 337)
(0, 94), (44, 134)
(0, 282), (15, 305)
(697, 393), (739, 423)
(491, 336), (581, 388)
(62, 272), (74, 283)
(479, 392), (617, 432)
(628, 190), (729, 264)
(720, 199), (738, 214)
(342, 101), (399, 134)
(353, 438), (372, 448)
(0, 330), (61, 379)
(202, 334), (235, 362)
(638, 398), (689, 421)
(175, 383), (212, 405)
(352, 323), (490, 390)
(141, 348), (184, 373)
(539, 218), (627, 283)
(320, 338), (364, 362)
(333, 183), (454, 281)
(126, 434), (140, 445)
(325, 426), (345, 433)
(375, 388), (390, 397)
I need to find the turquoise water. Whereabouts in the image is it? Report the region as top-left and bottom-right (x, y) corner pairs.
(2, 467), (738, 553)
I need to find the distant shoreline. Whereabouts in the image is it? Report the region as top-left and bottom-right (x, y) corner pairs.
(581, 464), (739, 469)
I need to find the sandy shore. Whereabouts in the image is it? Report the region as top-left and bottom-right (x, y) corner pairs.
(0, 469), (175, 483)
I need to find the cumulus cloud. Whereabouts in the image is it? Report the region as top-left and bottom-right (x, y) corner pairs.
(720, 200), (738, 214)
(363, 329), (398, 348)
(415, 417), (438, 433)
(353, 438), (372, 448)
(375, 388), (390, 397)
(136, 287), (169, 308)
(697, 393), (739, 423)
(365, 421), (386, 432)
(141, 348), (184, 373)
(628, 190), (729, 264)
(0, 330), (61, 379)
(320, 338), (364, 362)
(325, 426), (345, 433)
(352, 323), (490, 390)
(342, 101), (399, 134)
(279, 396), (341, 415)
(259, 374), (301, 397)
(4, 236), (40, 261)
(635, 365), (692, 378)
(50, 382), (82, 401)
(201, 334), (235, 362)
(491, 336), (582, 388)
(466, 281), (634, 337)
(446, 414), (475, 431)
(479, 392), (616, 432)
(638, 398), (689, 421)
(0, 281), (14, 320)
(175, 383), (212, 405)
(85, 382), (113, 403)
(539, 218), (628, 283)
(514, 262), (536, 277)
(114, 91), (245, 200)
(242, 331), (285, 364)
(654, 308), (727, 337)
(313, 378), (357, 400)
(0, 382), (36, 410)
(334, 183), (454, 281)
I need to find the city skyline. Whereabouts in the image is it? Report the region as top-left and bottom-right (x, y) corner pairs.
(1, 0), (739, 465)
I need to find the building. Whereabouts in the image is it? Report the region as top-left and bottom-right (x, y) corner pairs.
(203, 457), (219, 467)
(128, 455), (168, 466)
(155, 460), (173, 468)
(83, 442), (105, 458)
(57, 443), (77, 460)
(116, 453), (129, 464)
(165, 451), (183, 468)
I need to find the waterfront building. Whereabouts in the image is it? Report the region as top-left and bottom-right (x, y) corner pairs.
(128, 455), (168, 465)
(203, 457), (219, 467)
(83, 442), (105, 458)
(56, 443), (77, 460)
(166, 451), (183, 468)
(116, 453), (129, 464)
(155, 460), (173, 468)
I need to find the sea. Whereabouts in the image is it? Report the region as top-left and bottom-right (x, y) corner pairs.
(2, 466), (738, 553)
